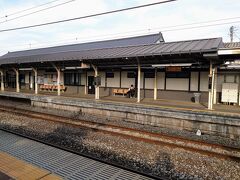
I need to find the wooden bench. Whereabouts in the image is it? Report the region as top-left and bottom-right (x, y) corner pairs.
(40, 84), (67, 92)
(112, 88), (129, 96)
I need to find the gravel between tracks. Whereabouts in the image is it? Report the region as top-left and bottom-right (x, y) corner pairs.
(0, 98), (240, 149)
(0, 102), (240, 179)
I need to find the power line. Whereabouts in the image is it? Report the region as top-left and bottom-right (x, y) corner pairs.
(0, 0), (77, 24)
(0, 0), (176, 33)
(0, 0), (62, 19)
(1, 17), (240, 51)
(161, 20), (240, 32)
(1, 18), (239, 50)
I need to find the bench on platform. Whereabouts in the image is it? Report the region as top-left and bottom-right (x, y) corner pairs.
(112, 88), (129, 96)
(40, 84), (67, 92)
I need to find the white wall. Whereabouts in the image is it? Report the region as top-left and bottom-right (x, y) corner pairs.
(145, 72), (165, 89)
(216, 74), (224, 92)
(106, 71), (120, 87)
(200, 72), (208, 92)
(166, 78), (189, 91)
(99, 71), (106, 87)
(157, 72), (165, 90)
(121, 71), (135, 88)
(145, 77), (154, 89)
(190, 72), (198, 91)
(81, 72), (86, 85)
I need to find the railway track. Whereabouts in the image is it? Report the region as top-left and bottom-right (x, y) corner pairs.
(0, 104), (239, 162)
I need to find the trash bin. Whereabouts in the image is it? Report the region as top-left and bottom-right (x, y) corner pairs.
(193, 93), (201, 103)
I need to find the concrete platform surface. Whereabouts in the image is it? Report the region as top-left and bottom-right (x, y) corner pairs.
(0, 130), (152, 180)
(0, 152), (61, 180)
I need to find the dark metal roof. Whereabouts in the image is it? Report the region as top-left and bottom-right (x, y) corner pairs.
(1, 33), (163, 59)
(0, 37), (223, 65)
(224, 42), (240, 49)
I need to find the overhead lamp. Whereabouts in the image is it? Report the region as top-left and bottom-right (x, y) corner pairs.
(19, 68), (33, 71)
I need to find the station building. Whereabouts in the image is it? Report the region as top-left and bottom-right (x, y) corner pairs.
(0, 33), (240, 110)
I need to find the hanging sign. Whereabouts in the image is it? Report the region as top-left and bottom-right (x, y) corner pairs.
(166, 66), (182, 72)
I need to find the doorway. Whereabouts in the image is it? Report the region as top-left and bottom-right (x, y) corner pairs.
(88, 76), (95, 94)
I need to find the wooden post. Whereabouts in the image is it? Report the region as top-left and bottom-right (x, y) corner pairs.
(137, 63), (141, 103)
(52, 64), (61, 96)
(85, 70), (87, 95)
(0, 70), (4, 91)
(211, 68), (216, 108)
(32, 68), (38, 94)
(213, 67), (218, 104)
(13, 68), (20, 93)
(154, 68), (158, 100)
(208, 61), (214, 110)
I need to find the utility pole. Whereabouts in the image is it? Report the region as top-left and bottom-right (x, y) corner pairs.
(230, 26), (235, 42)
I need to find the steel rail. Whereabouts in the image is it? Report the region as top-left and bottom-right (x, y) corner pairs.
(0, 105), (239, 162)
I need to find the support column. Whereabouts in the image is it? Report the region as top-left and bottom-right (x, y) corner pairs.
(85, 70), (87, 95)
(208, 61), (214, 110)
(154, 68), (158, 100)
(32, 68), (38, 94)
(13, 68), (20, 93)
(92, 65), (99, 100)
(213, 67), (218, 104)
(0, 70), (4, 91)
(137, 63), (141, 103)
(52, 64), (61, 96)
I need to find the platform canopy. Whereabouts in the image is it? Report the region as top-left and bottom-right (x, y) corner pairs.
(0, 35), (225, 69)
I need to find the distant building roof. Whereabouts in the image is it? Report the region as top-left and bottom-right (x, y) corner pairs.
(224, 42), (240, 49)
(1, 33), (164, 59)
(0, 37), (223, 65)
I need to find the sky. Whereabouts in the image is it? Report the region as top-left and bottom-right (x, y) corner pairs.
(0, 0), (239, 55)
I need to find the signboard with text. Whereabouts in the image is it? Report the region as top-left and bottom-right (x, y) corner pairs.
(166, 66), (182, 72)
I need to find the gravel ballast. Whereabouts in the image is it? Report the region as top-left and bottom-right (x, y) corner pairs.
(0, 108), (240, 179)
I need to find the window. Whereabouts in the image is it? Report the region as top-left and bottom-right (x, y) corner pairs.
(64, 72), (81, 85)
(106, 72), (114, 78)
(127, 72), (136, 78)
(166, 71), (190, 78)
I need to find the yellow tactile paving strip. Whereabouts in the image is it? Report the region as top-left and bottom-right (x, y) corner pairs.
(0, 152), (62, 180)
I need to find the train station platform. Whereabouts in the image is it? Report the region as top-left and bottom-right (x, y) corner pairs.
(0, 91), (239, 139)
(0, 130), (152, 180)
(0, 90), (239, 117)
(0, 152), (61, 180)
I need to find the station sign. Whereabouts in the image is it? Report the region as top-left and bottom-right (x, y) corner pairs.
(166, 66), (182, 72)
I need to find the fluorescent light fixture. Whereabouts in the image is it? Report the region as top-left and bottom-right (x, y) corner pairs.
(19, 68), (32, 71)
(64, 66), (90, 70)
(227, 65), (240, 68)
(152, 63), (192, 67)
